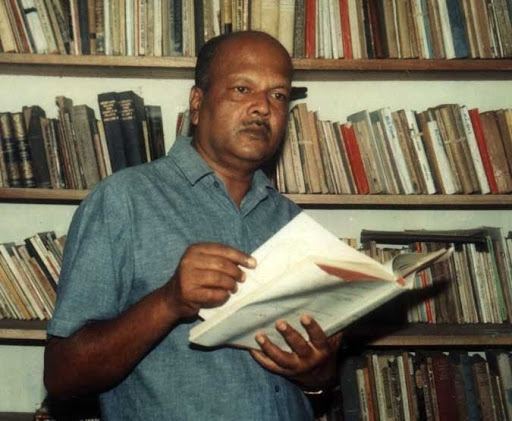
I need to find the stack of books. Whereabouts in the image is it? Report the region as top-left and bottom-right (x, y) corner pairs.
(0, 231), (65, 320)
(336, 349), (512, 421)
(0, 91), (165, 189)
(0, 1), (510, 59)
(275, 103), (512, 195)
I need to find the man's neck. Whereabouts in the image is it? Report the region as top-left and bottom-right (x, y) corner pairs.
(213, 166), (253, 207)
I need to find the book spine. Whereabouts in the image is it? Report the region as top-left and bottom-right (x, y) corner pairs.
(97, 92), (128, 172)
(117, 91), (145, 166)
(11, 112), (36, 188)
(25, 108), (51, 188)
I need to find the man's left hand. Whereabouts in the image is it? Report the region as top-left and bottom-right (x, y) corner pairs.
(249, 315), (342, 391)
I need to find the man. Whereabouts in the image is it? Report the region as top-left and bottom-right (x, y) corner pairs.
(44, 31), (341, 420)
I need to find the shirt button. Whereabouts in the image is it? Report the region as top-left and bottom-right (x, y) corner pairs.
(274, 385), (280, 393)
(213, 181), (220, 188)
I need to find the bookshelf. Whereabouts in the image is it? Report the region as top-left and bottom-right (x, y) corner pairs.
(1, 4), (512, 418)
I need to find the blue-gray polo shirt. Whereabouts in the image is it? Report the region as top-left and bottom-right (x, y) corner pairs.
(47, 136), (313, 420)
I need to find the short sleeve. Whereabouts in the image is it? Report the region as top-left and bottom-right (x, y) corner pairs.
(47, 180), (134, 337)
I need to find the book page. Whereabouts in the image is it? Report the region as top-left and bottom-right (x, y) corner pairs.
(199, 212), (389, 321)
(190, 259), (402, 350)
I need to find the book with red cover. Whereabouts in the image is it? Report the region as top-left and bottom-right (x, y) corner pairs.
(340, 123), (370, 194)
(305, 0), (316, 58)
(339, 0), (353, 59)
(431, 352), (459, 420)
(468, 108), (499, 194)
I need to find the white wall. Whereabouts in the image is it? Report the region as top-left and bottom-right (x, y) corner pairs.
(0, 73), (511, 412)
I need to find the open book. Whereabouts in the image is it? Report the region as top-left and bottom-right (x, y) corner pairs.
(189, 213), (453, 350)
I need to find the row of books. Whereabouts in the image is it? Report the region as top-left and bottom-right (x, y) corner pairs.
(361, 227), (512, 325)
(328, 350), (512, 421)
(0, 91), (165, 189)
(0, 1), (511, 59)
(275, 103), (512, 195)
(0, 231), (64, 320)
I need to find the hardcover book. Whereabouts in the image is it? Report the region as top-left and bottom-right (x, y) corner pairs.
(189, 212), (452, 350)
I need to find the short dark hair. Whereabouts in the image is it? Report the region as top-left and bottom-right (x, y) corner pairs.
(194, 33), (231, 91)
(194, 31), (292, 92)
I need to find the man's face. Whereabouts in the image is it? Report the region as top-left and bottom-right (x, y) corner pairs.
(191, 35), (292, 175)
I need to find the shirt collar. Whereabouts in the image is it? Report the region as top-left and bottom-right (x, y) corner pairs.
(169, 135), (213, 185)
(169, 136), (275, 195)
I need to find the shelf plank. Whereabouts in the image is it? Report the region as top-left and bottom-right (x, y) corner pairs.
(1, 53), (512, 76)
(347, 324), (512, 347)
(286, 193), (512, 207)
(0, 187), (88, 202)
(0, 320), (46, 342)
(2, 320), (511, 347)
(1, 188), (511, 207)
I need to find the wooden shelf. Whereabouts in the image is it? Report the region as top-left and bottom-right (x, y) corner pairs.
(1, 188), (511, 208)
(0, 413), (34, 421)
(0, 320), (46, 343)
(2, 320), (511, 347)
(0, 53), (511, 78)
(347, 323), (512, 347)
(287, 193), (512, 208)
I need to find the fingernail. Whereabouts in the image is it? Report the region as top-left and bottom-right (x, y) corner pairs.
(276, 320), (287, 332)
(240, 271), (246, 282)
(256, 334), (265, 345)
(301, 315), (312, 325)
(246, 257), (257, 268)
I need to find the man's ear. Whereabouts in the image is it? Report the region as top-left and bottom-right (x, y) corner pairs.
(189, 86), (204, 126)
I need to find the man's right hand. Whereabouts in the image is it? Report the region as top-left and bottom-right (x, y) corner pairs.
(165, 243), (256, 319)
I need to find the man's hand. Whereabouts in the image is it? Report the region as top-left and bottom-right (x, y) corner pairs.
(249, 315), (342, 391)
(164, 243), (256, 319)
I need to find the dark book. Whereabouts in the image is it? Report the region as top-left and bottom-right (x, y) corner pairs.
(193, 0), (204, 53)
(293, 0), (305, 58)
(362, 0), (375, 58)
(144, 105), (166, 160)
(339, 355), (363, 421)
(76, 0), (90, 54)
(0, 125), (8, 186)
(117, 90), (147, 166)
(0, 113), (22, 187)
(171, 0), (183, 55)
(430, 352), (459, 420)
(446, 0), (469, 58)
(367, 0), (386, 58)
(11, 112), (35, 188)
(23, 105), (51, 188)
(97, 91), (127, 172)
(94, 0), (105, 53)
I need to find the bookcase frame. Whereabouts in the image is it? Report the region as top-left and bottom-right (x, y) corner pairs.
(0, 56), (511, 347)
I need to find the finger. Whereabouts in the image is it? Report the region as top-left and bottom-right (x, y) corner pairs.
(249, 349), (290, 376)
(275, 320), (312, 358)
(300, 315), (330, 350)
(255, 332), (301, 371)
(194, 287), (232, 308)
(194, 243), (257, 269)
(193, 253), (245, 281)
(193, 271), (239, 292)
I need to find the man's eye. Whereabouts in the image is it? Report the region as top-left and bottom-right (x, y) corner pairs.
(272, 92), (289, 102)
(234, 86), (250, 94)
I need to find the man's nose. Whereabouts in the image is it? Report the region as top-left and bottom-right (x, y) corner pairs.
(249, 91), (271, 116)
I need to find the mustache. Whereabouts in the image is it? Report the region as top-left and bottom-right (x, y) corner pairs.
(242, 119), (271, 132)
